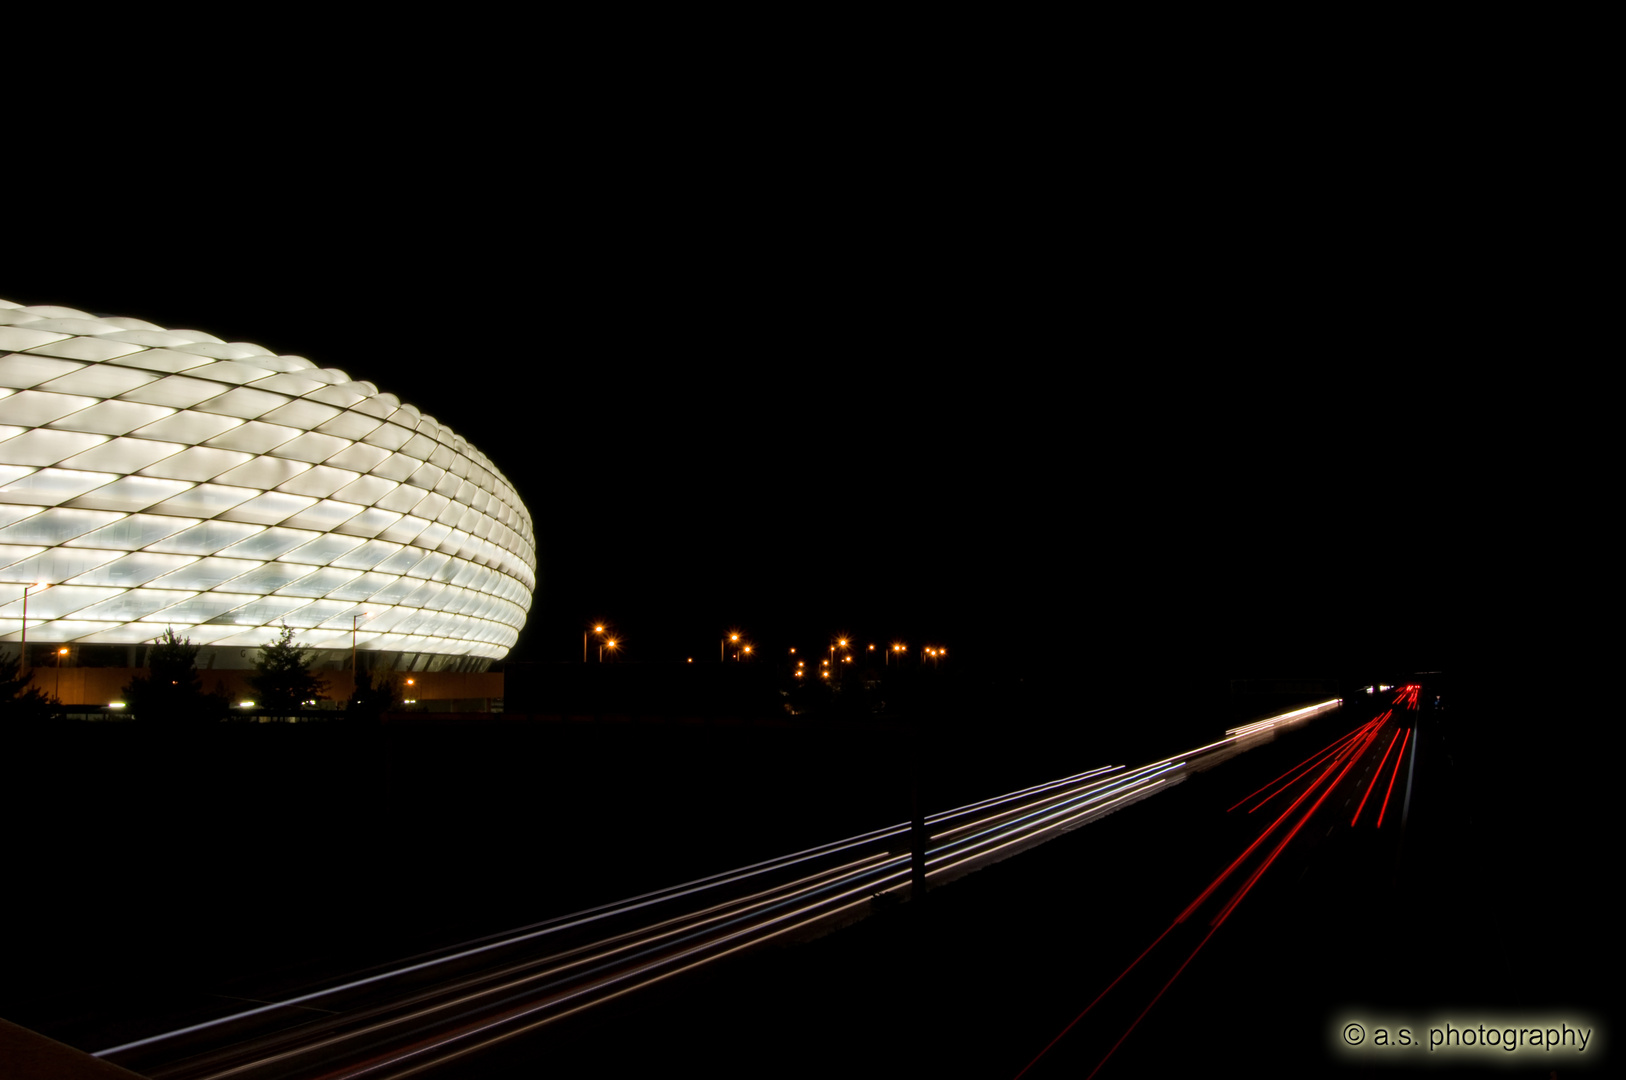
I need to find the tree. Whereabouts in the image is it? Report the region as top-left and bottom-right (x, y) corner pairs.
(250, 624), (326, 713)
(1, 653), (60, 721)
(121, 627), (225, 722)
(346, 668), (399, 723)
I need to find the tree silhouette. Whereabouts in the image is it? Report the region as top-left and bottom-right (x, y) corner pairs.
(250, 624), (326, 713)
(346, 668), (399, 723)
(1, 653), (60, 721)
(121, 628), (225, 722)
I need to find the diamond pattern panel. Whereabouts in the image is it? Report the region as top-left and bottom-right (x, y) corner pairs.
(0, 299), (535, 659)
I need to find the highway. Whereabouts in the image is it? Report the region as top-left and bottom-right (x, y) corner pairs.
(86, 699), (1348, 1079)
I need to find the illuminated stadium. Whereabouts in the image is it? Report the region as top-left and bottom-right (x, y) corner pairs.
(0, 298), (535, 680)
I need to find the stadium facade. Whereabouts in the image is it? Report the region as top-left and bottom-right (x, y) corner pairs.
(0, 298), (535, 676)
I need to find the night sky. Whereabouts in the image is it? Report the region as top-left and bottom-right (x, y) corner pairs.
(5, 104), (1462, 682)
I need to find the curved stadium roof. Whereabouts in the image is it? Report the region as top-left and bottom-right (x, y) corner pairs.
(0, 299), (534, 663)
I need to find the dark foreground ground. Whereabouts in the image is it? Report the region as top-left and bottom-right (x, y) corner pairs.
(4, 672), (1612, 1078)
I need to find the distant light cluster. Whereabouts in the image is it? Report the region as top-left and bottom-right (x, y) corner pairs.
(0, 299), (535, 660)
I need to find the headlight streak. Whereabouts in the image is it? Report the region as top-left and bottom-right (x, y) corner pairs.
(930, 765), (1184, 856)
(925, 781), (1170, 876)
(1223, 698), (1341, 736)
(104, 701), (1349, 1080)
(924, 765), (1124, 827)
(94, 822), (916, 1059)
(172, 852), (906, 1080)
(325, 863), (922, 1080)
(928, 762), (1171, 842)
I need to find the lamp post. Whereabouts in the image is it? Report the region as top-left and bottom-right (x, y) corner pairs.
(351, 612), (370, 672)
(56, 646), (68, 699)
(19, 582), (51, 675)
(585, 624), (605, 663)
(723, 632), (739, 662)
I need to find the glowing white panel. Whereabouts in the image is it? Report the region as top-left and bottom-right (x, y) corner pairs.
(0, 326), (69, 352)
(23, 337), (146, 362)
(248, 373), (327, 397)
(137, 518), (255, 554)
(11, 318), (110, 335)
(375, 516), (430, 547)
(277, 566), (362, 597)
(10, 548), (120, 584)
(213, 457), (312, 490)
(413, 522), (453, 551)
(1, 355), (87, 389)
(204, 420), (301, 453)
(0, 585), (125, 620)
(100, 329), (209, 348)
(133, 410), (245, 444)
(279, 599), (352, 627)
(2, 296), (533, 661)
(333, 507), (401, 538)
(280, 533), (365, 565)
(0, 391), (103, 427)
(325, 572), (397, 602)
(304, 383), (368, 409)
(276, 465), (360, 499)
(216, 490), (316, 524)
(331, 540), (401, 570)
(323, 442), (391, 474)
(64, 475), (195, 513)
(218, 562), (311, 594)
(270, 431), (351, 464)
(53, 437), (185, 475)
(0, 506), (39, 531)
(367, 577), (421, 605)
(214, 527), (321, 561)
(207, 596), (309, 626)
(316, 411), (383, 441)
(47, 400), (176, 437)
(69, 552), (199, 587)
(191, 386), (290, 420)
(145, 557), (263, 592)
(361, 422), (414, 451)
(329, 474), (396, 507)
(0, 549), (49, 579)
(168, 341), (273, 361)
(0, 429), (109, 467)
(60, 515), (191, 552)
(120, 375), (233, 408)
(260, 399), (341, 431)
(192, 361), (277, 385)
(69, 589), (198, 622)
(138, 446), (254, 482)
(404, 491), (450, 520)
(370, 453), (424, 483)
(37, 365), (159, 398)
(108, 348), (213, 374)
(278, 500), (362, 532)
(146, 484), (261, 518)
(0, 468), (118, 504)
(137, 593), (252, 623)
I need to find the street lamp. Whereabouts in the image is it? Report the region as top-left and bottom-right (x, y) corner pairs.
(601, 638), (618, 662)
(585, 624), (606, 663)
(351, 612), (370, 672)
(723, 631), (740, 663)
(55, 646), (68, 699)
(19, 582), (52, 675)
